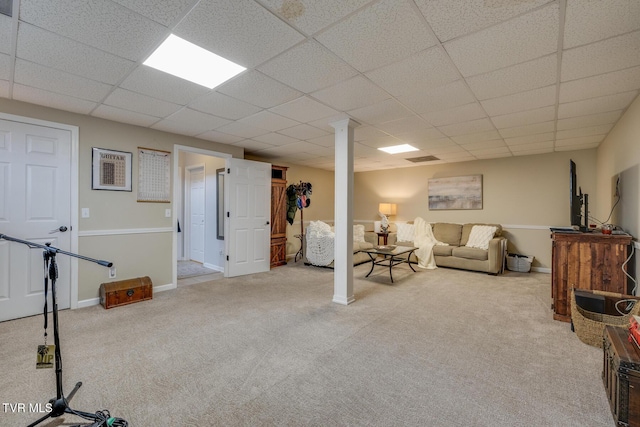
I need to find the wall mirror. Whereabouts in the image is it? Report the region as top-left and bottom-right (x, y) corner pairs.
(216, 168), (224, 240)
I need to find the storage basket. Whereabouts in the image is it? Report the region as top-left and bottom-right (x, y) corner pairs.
(506, 253), (533, 272)
(571, 289), (640, 348)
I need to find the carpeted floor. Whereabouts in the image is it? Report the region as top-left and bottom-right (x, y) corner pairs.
(0, 262), (614, 426)
(177, 260), (218, 279)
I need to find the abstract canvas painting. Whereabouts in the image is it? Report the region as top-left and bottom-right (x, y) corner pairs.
(428, 175), (483, 210)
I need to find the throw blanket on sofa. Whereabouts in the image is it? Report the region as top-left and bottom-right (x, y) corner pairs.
(414, 217), (448, 269)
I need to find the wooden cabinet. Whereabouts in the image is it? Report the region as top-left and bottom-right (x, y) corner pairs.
(270, 165), (288, 268)
(603, 326), (640, 427)
(551, 232), (632, 322)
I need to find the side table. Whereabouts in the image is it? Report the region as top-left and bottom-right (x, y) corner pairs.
(376, 232), (389, 245)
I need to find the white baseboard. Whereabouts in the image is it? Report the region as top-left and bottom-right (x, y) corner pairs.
(203, 263), (224, 272)
(531, 267), (551, 273)
(77, 283), (177, 309)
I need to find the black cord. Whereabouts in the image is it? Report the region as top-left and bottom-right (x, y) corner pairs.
(67, 408), (128, 427)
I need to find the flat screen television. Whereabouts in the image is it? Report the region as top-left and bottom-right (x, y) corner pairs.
(570, 159), (588, 231)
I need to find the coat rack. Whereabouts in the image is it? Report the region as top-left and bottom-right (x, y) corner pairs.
(286, 181), (312, 261)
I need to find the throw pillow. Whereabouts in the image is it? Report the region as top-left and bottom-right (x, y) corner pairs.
(465, 225), (497, 250)
(354, 224), (365, 242)
(397, 223), (415, 242)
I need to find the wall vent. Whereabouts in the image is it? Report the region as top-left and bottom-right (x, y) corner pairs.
(0, 0), (11, 17)
(406, 155), (439, 163)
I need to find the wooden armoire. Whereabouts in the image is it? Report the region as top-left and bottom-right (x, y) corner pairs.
(270, 165), (288, 267)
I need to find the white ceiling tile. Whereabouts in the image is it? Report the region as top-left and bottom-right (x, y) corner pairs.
(216, 121), (270, 139)
(260, 0), (371, 35)
(251, 132), (300, 146)
(238, 110), (300, 132)
(348, 98), (414, 125)
(491, 106), (556, 129)
(0, 80), (9, 98)
(422, 103), (486, 127)
(498, 121), (556, 138)
(558, 91), (638, 119)
(398, 80), (475, 114)
(512, 148), (554, 156)
(232, 139), (274, 151)
(444, 3), (559, 77)
(505, 133), (555, 146)
(311, 76), (390, 111)
(469, 147), (512, 158)
(258, 40), (357, 93)
(111, 0), (196, 26)
(556, 124), (614, 140)
(458, 139), (506, 151)
(407, 137), (454, 151)
(157, 108), (232, 135)
(556, 111), (623, 131)
(17, 23), (134, 85)
(354, 126), (390, 142)
(14, 59), (112, 102)
(467, 54), (557, 100)
(188, 92), (262, 120)
(427, 144), (467, 155)
(19, 0), (166, 60)
(92, 104), (159, 127)
(561, 31), (640, 82)
(316, 0), (438, 72)
(392, 128), (447, 145)
(0, 14), (11, 54)
(509, 140), (554, 152)
(12, 84), (97, 115)
(375, 116), (434, 135)
(481, 85), (556, 117)
(103, 88), (181, 118)
(555, 134), (604, 147)
(365, 46), (459, 98)
(277, 124), (329, 140)
(175, 0), (304, 69)
(306, 134), (336, 147)
(269, 96), (338, 123)
(437, 118), (495, 137)
(415, 0), (551, 42)
(120, 65), (210, 105)
(559, 66), (640, 103)
(217, 71), (302, 109)
(555, 142), (600, 152)
(451, 130), (501, 145)
(564, 0), (640, 49)
(196, 130), (244, 145)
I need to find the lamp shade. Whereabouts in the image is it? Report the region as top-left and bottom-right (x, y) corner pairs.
(378, 203), (397, 216)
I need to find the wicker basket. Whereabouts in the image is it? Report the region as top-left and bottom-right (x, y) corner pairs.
(506, 254), (533, 272)
(570, 289), (640, 348)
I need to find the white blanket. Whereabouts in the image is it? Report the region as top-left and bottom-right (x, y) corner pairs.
(413, 217), (448, 269)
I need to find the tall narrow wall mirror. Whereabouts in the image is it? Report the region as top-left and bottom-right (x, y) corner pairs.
(216, 168), (224, 240)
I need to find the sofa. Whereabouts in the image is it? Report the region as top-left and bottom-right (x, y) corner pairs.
(388, 222), (506, 275)
(303, 221), (376, 268)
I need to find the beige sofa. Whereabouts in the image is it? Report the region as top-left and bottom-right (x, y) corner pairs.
(388, 222), (506, 275)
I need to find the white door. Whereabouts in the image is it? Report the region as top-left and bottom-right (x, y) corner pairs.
(225, 158), (271, 277)
(0, 119), (72, 322)
(188, 167), (205, 263)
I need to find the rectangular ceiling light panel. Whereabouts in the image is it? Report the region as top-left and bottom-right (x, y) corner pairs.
(378, 144), (419, 154)
(144, 34), (246, 89)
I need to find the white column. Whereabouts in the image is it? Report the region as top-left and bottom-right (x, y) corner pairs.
(331, 117), (359, 305)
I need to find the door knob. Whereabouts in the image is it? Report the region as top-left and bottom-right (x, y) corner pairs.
(266, 221), (270, 225)
(49, 226), (68, 234)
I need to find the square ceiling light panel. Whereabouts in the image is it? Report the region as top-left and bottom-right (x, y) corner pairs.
(144, 34), (246, 89)
(378, 144), (419, 154)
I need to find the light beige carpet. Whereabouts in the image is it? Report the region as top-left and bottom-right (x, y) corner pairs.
(0, 262), (613, 426)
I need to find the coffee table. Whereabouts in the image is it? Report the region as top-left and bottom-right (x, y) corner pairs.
(361, 245), (418, 283)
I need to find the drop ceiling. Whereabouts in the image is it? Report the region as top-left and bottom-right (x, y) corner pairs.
(1, 0), (639, 171)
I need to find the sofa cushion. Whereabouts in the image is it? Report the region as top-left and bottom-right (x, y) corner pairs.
(460, 223), (502, 246)
(397, 223), (415, 242)
(451, 246), (489, 261)
(433, 245), (454, 256)
(354, 241), (373, 251)
(433, 223), (462, 246)
(354, 224), (365, 242)
(465, 225), (498, 250)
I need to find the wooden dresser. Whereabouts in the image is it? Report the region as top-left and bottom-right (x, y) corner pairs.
(551, 231), (632, 322)
(270, 165), (288, 268)
(603, 326), (640, 427)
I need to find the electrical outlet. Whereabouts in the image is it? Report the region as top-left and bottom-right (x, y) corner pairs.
(109, 267), (116, 279)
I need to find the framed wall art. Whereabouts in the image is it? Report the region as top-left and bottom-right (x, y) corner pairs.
(428, 175), (483, 210)
(91, 147), (132, 191)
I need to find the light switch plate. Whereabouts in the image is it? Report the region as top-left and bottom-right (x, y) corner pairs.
(81, 208), (90, 218)
(165, 209), (171, 218)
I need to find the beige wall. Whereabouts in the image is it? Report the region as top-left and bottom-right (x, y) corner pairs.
(596, 94), (640, 290)
(0, 98), (242, 302)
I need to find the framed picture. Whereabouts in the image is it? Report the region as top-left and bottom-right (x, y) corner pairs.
(428, 175), (483, 210)
(137, 147), (171, 203)
(92, 148), (132, 191)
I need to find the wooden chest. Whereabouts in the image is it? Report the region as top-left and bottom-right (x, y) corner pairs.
(100, 276), (152, 309)
(603, 326), (640, 426)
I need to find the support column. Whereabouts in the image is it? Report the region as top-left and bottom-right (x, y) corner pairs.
(330, 117), (359, 305)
